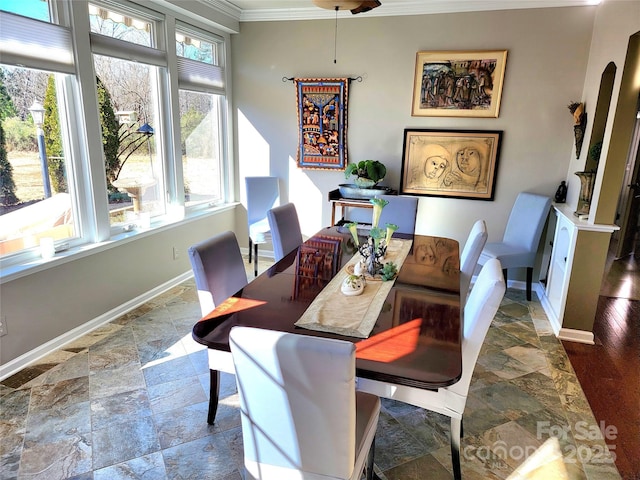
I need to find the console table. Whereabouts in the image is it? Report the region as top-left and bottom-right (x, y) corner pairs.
(327, 188), (397, 226)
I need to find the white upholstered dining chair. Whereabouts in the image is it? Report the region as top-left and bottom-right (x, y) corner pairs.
(267, 202), (303, 261)
(356, 258), (506, 480)
(478, 192), (552, 301)
(460, 219), (488, 305)
(230, 326), (381, 480)
(246, 176), (280, 277)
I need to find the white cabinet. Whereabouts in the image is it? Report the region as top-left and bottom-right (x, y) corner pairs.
(540, 204), (619, 340)
(544, 210), (575, 328)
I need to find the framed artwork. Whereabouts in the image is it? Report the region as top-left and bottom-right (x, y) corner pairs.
(400, 129), (502, 200)
(411, 50), (507, 118)
(295, 78), (349, 170)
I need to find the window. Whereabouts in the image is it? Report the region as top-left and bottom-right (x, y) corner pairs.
(0, 0), (231, 269)
(176, 27), (226, 208)
(0, 3), (81, 259)
(89, 3), (167, 227)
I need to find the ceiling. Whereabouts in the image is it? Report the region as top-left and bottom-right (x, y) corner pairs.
(213, 0), (600, 22)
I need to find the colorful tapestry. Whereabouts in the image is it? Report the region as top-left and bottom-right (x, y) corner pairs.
(295, 78), (348, 170)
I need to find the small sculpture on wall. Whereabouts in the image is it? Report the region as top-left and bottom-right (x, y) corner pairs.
(554, 181), (567, 203)
(568, 101), (587, 159)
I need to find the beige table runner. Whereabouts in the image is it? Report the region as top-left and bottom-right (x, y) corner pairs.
(294, 238), (413, 338)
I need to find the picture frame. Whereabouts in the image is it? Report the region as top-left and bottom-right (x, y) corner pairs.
(400, 129), (502, 200)
(411, 50), (507, 118)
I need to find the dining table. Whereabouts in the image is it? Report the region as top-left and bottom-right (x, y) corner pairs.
(192, 225), (462, 425)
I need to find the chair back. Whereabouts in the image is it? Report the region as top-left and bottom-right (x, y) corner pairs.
(460, 219), (488, 304)
(267, 202), (303, 261)
(377, 194), (418, 234)
(246, 176), (280, 242)
(449, 258), (505, 397)
(188, 231), (248, 316)
(230, 326), (358, 479)
(503, 192), (552, 260)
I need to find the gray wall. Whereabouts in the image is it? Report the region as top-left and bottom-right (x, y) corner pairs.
(0, 209), (239, 367)
(232, 6), (595, 246)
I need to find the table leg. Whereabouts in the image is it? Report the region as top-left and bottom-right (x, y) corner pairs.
(331, 204), (336, 226)
(207, 368), (220, 425)
(451, 416), (462, 480)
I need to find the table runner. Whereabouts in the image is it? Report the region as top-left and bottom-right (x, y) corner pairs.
(294, 238), (413, 338)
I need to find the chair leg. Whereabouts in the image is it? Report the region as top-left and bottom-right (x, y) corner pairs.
(366, 436), (376, 480)
(526, 267), (533, 301)
(207, 369), (220, 425)
(254, 244), (259, 277)
(248, 238), (252, 263)
(450, 417), (462, 480)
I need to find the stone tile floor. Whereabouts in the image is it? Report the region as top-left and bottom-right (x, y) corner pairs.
(1, 257), (621, 479)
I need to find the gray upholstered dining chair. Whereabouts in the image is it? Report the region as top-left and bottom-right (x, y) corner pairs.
(230, 326), (381, 480)
(187, 230), (248, 317)
(478, 192), (552, 301)
(356, 258), (506, 480)
(460, 219), (488, 305)
(267, 202), (303, 261)
(246, 176), (280, 276)
(377, 194), (419, 234)
(188, 231), (249, 424)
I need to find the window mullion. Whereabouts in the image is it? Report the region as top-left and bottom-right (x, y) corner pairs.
(69, 0), (112, 242)
(163, 16), (184, 210)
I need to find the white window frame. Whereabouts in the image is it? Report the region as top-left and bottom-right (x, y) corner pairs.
(0, 0), (233, 276)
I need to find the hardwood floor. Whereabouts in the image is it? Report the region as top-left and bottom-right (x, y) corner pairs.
(562, 254), (640, 480)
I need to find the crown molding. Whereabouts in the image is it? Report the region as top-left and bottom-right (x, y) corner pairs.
(209, 0), (599, 22)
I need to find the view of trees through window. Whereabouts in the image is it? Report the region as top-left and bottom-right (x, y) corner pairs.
(0, 65), (77, 255)
(1, 0), (228, 261)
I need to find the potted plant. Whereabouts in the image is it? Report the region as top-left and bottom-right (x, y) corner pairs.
(587, 141), (602, 172)
(344, 160), (387, 188)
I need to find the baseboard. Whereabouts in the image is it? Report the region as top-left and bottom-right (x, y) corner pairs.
(557, 328), (595, 344)
(0, 272), (193, 381)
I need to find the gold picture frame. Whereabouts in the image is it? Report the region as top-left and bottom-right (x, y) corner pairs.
(400, 129), (502, 200)
(411, 50), (507, 118)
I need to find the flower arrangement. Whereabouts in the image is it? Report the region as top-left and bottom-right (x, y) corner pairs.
(345, 198), (399, 280)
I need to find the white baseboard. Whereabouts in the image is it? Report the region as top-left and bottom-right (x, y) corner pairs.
(535, 285), (595, 344)
(0, 272), (193, 381)
(558, 328), (595, 344)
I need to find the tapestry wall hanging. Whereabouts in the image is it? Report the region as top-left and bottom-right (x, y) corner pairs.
(295, 78), (349, 170)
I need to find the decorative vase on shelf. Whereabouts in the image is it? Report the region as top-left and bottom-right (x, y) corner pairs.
(574, 171), (595, 217)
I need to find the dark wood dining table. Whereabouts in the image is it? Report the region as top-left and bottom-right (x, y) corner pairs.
(192, 226), (462, 425)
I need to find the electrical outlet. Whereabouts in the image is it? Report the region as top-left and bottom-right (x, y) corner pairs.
(0, 316), (7, 337)
(172, 247), (180, 260)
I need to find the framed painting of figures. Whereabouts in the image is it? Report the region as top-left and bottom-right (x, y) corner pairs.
(295, 78), (349, 170)
(411, 50), (507, 118)
(400, 129), (502, 200)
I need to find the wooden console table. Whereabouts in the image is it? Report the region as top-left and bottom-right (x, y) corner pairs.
(328, 188), (397, 226)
